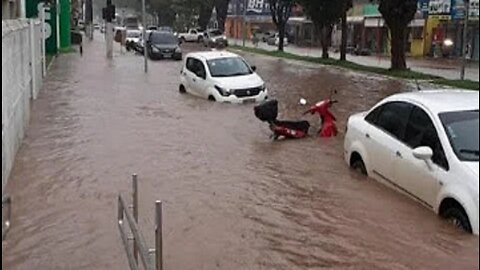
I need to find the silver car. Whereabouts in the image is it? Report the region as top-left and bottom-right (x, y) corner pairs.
(203, 29), (228, 48)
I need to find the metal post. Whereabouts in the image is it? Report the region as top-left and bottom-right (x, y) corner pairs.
(132, 174), (139, 264)
(460, 0), (470, 80)
(106, 0), (114, 59)
(29, 19), (37, 99)
(155, 201), (163, 270)
(117, 195), (124, 223)
(242, 0), (247, 47)
(142, 0), (148, 73)
(41, 6), (47, 77)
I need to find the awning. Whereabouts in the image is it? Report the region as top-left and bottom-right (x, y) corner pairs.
(364, 18), (425, 28)
(288, 17), (313, 24)
(365, 18), (384, 28)
(347, 16), (364, 24)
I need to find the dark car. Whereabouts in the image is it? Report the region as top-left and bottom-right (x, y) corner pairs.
(147, 31), (182, 60)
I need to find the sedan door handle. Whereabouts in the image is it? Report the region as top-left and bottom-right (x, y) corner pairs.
(365, 133), (371, 139)
(396, 151), (403, 158)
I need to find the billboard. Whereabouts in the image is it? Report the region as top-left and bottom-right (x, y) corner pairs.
(426, 0), (479, 20)
(228, 0), (271, 16)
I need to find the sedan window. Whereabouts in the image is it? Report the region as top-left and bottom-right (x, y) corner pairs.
(440, 110), (479, 162)
(374, 102), (413, 140)
(206, 57), (253, 77)
(365, 105), (383, 124)
(405, 107), (449, 170)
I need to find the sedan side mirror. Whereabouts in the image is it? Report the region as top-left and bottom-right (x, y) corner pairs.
(251, 66), (257, 72)
(413, 146), (433, 161)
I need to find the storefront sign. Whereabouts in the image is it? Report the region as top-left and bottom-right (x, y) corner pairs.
(429, 0), (452, 19)
(26, 0), (58, 54)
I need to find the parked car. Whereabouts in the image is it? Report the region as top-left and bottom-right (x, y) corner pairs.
(267, 33), (288, 47)
(203, 29), (228, 48)
(78, 20), (85, 31)
(125, 29), (141, 51)
(179, 51), (268, 103)
(255, 31), (274, 42)
(344, 90), (479, 235)
(147, 31), (182, 60)
(178, 28), (204, 43)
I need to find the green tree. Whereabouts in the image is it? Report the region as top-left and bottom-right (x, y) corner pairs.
(340, 0), (353, 61)
(269, 0), (295, 52)
(374, 0), (417, 70)
(298, 0), (345, 59)
(214, 0), (230, 32)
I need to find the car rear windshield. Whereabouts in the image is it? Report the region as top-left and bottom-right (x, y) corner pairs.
(127, 31), (140, 38)
(206, 57), (252, 77)
(440, 110), (479, 162)
(150, 33), (177, 44)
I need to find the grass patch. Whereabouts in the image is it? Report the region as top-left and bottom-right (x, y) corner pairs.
(432, 79), (480, 90)
(229, 45), (479, 91)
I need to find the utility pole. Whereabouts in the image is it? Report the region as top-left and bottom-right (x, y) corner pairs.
(460, 0), (470, 80)
(85, 0), (93, 40)
(103, 0), (115, 59)
(142, 0), (148, 73)
(242, 0), (247, 47)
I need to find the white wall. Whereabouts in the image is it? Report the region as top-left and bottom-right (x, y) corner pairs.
(2, 19), (45, 194)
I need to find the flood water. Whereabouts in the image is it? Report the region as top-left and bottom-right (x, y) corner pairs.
(2, 37), (478, 270)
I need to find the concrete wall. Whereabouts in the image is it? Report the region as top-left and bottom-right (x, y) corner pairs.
(2, 19), (45, 194)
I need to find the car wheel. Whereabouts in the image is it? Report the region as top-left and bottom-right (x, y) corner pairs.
(179, 85), (186, 94)
(208, 95), (216, 102)
(198, 36), (204, 43)
(442, 206), (472, 233)
(351, 157), (367, 176)
(180, 37), (186, 43)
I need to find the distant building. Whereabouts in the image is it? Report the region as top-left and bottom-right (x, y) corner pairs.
(2, 0), (25, 19)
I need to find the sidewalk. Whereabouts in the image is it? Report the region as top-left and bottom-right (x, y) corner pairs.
(230, 39), (479, 82)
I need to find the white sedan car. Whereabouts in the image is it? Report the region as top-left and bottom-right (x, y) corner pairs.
(344, 90), (479, 235)
(179, 51), (268, 103)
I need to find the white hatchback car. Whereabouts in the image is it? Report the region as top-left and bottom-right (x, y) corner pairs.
(179, 51), (268, 103)
(344, 90), (479, 235)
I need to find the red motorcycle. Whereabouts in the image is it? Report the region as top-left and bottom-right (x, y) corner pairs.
(254, 92), (338, 140)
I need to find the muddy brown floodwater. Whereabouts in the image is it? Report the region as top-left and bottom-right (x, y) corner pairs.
(2, 37), (479, 270)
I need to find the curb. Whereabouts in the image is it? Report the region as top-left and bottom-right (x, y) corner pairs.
(47, 55), (56, 71)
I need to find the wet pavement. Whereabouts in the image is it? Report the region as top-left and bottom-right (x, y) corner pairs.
(2, 34), (479, 270)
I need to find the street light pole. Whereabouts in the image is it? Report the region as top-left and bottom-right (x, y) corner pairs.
(105, 0), (114, 59)
(460, 0), (470, 80)
(142, 0), (148, 73)
(242, 0), (247, 47)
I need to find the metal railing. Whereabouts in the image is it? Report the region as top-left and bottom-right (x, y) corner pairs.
(2, 194), (12, 241)
(117, 174), (163, 270)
